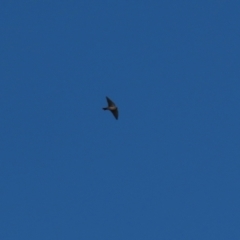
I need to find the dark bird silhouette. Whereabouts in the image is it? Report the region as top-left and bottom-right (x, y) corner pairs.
(102, 96), (118, 120)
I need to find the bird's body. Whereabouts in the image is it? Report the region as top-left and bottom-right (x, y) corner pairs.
(103, 96), (118, 120)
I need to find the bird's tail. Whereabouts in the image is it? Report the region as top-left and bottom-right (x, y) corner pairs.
(102, 107), (108, 110)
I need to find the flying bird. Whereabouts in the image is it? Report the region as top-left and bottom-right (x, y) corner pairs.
(102, 96), (118, 120)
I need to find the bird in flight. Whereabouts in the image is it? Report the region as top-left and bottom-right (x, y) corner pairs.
(102, 96), (118, 120)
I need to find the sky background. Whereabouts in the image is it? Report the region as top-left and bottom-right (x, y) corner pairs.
(0, 1), (240, 239)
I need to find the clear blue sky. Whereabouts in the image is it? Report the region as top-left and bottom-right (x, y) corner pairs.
(0, 1), (239, 239)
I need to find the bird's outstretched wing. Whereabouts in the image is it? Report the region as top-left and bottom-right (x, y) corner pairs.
(111, 108), (118, 120)
(106, 97), (115, 107)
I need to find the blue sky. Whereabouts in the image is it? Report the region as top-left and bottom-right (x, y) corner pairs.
(0, 1), (239, 239)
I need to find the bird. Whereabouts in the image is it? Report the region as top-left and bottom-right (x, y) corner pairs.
(102, 96), (118, 120)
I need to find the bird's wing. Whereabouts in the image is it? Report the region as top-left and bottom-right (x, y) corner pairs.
(106, 97), (115, 107)
(111, 108), (118, 120)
